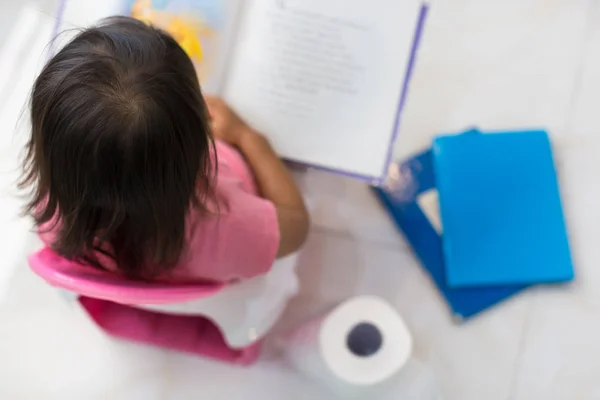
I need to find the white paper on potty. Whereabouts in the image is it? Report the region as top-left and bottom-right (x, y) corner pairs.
(282, 296), (412, 392)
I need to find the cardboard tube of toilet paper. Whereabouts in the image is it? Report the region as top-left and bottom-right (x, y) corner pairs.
(281, 296), (413, 398)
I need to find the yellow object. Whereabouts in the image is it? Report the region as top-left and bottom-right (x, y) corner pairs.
(131, 0), (154, 24)
(130, 0), (205, 63)
(168, 18), (203, 62)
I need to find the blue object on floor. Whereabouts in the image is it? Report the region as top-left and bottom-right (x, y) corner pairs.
(372, 150), (526, 320)
(432, 129), (574, 287)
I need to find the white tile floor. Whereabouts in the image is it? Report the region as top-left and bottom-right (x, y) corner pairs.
(2, 0), (600, 399)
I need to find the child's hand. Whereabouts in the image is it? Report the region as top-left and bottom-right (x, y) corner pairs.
(204, 96), (252, 147)
(206, 97), (309, 258)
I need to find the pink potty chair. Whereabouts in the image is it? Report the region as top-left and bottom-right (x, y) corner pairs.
(29, 247), (299, 365)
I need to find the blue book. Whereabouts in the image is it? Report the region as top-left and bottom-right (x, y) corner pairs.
(432, 129), (574, 287)
(372, 150), (526, 320)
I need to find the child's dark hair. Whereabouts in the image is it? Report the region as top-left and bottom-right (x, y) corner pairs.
(20, 17), (215, 278)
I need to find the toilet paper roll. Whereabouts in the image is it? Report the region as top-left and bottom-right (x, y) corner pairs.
(281, 296), (413, 398)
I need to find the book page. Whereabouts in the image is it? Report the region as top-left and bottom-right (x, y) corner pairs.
(53, 0), (125, 50)
(204, 0), (246, 94)
(223, 0), (423, 178)
(127, 0), (245, 95)
(56, 0), (245, 95)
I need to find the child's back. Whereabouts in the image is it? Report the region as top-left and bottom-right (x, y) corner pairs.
(22, 17), (309, 282)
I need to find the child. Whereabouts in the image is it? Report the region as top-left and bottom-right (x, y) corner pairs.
(21, 17), (309, 282)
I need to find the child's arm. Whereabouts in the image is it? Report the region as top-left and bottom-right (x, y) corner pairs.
(205, 97), (310, 257)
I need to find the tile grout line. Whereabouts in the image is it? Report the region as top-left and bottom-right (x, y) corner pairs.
(0, 6), (41, 114)
(159, 354), (175, 400)
(562, 0), (598, 136)
(506, 290), (538, 400)
(309, 224), (413, 253)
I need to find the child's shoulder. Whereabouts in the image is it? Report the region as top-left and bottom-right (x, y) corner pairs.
(214, 140), (259, 195)
(179, 141), (278, 282)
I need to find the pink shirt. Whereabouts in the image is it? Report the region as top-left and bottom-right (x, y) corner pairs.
(172, 141), (280, 282)
(39, 140), (280, 283)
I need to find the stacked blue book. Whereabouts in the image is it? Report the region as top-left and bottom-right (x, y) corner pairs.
(373, 128), (574, 319)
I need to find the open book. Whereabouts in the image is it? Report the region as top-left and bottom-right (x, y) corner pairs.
(56, 0), (427, 180)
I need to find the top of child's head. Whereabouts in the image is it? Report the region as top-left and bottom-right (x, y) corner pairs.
(21, 16), (215, 279)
